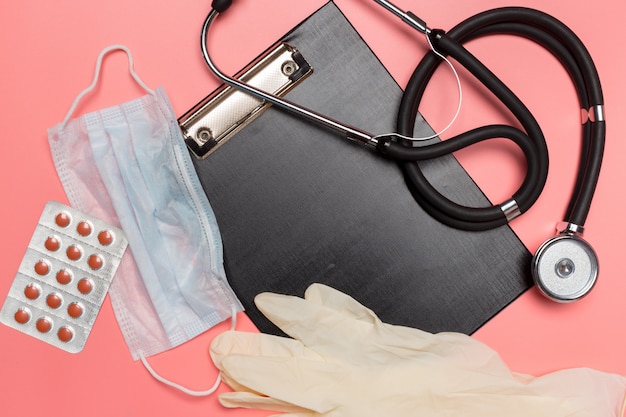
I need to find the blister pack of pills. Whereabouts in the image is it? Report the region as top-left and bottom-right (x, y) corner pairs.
(0, 201), (127, 353)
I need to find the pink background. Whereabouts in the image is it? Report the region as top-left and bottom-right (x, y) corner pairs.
(1, 0), (625, 415)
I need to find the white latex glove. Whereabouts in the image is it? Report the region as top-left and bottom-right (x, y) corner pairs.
(210, 284), (626, 416)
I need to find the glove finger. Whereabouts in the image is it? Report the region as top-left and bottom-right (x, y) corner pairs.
(219, 354), (341, 414)
(254, 290), (373, 347)
(303, 283), (380, 324)
(219, 391), (312, 414)
(219, 365), (272, 395)
(304, 284), (439, 343)
(210, 330), (323, 370)
(255, 289), (438, 358)
(256, 287), (496, 364)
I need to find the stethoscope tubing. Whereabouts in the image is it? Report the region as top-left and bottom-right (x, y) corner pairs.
(467, 21), (592, 224)
(391, 28), (549, 229)
(396, 7), (604, 230)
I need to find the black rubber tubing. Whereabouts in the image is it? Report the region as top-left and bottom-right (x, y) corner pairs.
(460, 8), (605, 227)
(381, 7), (604, 230)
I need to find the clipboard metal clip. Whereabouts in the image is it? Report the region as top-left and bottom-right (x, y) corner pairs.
(179, 42), (312, 159)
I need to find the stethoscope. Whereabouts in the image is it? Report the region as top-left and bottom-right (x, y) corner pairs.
(201, 0), (605, 302)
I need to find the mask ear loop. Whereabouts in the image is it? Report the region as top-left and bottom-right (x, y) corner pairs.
(60, 44), (156, 130)
(139, 305), (238, 396)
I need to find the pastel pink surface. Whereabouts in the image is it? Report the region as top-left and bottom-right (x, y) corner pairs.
(1, 1), (625, 416)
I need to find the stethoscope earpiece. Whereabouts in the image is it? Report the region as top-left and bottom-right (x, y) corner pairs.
(532, 234), (598, 302)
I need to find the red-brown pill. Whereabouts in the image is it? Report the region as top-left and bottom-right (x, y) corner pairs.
(88, 254), (103, 270)
(57, 326), (74, 343)
(55, 212), (71, 228)
(14, 308), (31, 324)
(77, 278), (93, 295)
(45, 236), (60, 252)
(97, 230), (114, 246)
(24, 284), (41, 300)
(34, 260), (50, 276)
(56, 269), (72, 285)
(77, 221), (92, 236)
(46, 293), (63, 309)
(67, 302), (84, 319)
(66, 245), (82, 261)
(36, 317), (52, 333)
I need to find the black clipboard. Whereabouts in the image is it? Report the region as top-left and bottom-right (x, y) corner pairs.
(185, 1), (532, 335)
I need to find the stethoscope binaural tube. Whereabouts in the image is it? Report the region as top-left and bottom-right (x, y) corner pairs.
(396, 6), (604, 301)
(201, 1), (605, 302)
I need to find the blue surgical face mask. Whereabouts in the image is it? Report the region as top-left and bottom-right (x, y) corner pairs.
(48, 45), (242, 395)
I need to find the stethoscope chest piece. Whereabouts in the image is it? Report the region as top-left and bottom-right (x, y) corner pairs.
(532, 234), (598, 302)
